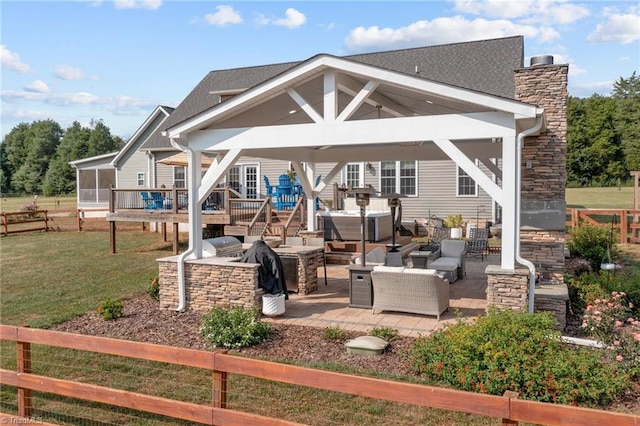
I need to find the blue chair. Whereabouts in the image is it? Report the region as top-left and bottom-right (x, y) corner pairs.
(276, 174), (295, 210)
(263, 176), (277, 198)
(141, 192), (156, 210)
(150, 192), (165, 209)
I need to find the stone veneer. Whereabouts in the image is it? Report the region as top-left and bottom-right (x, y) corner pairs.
(158, 258), (264, 312)
(485, 266), (529, 311)
(157, 246), (323, 312)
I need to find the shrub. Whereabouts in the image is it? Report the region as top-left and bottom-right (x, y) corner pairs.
(97, 298), (124, 320)
(147, 277), (159, 300)
(369, 327), (398, 341)
(566, 224), (618, 271)
(581, 292), (640, 378)
(323, 326), (347, 340)
(201, 306), (271, 349)
(564, 257), (592, 277)
(406, 308), (629, 406)
(565, 272), (609, 315)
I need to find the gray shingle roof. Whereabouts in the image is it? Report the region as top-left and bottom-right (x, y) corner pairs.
(145, 36), (523, 149)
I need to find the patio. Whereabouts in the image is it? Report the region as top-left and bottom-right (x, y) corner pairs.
(262, 254), (495, 337)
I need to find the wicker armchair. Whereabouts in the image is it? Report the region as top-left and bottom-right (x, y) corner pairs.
(370, 266), (449, 319)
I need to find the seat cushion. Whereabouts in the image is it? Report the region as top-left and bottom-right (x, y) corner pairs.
(431, 257), (460, 268)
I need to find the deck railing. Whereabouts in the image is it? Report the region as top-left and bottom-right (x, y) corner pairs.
(1, 325), (638, 425)
(109, 187), (234, 213)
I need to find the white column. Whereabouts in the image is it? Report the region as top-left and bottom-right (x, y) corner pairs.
(187, 149), (203, 258)
(501, 135), (516, 269)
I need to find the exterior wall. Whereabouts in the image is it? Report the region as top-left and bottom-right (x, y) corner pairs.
(514, 63), (569, 285)
(118, 150), (150, 189)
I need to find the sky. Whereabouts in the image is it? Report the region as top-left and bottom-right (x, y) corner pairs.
(1, 0), (639, 141)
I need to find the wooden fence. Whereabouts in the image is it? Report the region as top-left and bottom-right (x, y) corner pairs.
(566, 208), (640, 244)
(0, 210), (49, 236)
(1, 325), (639, 426)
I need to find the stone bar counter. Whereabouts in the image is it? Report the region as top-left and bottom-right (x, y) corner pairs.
(157, 244), (323, 312)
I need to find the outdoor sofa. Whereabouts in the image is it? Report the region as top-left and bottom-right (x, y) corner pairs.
(370, 266), (450, 319)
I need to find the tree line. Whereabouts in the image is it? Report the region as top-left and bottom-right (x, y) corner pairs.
(0, 72), (638, 197)
(0, 120), (123, 196)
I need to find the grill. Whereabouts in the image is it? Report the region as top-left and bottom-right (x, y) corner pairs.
(202, 236), (243, 258)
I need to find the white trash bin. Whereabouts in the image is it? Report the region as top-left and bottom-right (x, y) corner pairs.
(262, 293), (286, 316)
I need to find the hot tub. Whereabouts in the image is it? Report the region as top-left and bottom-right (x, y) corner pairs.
(317, 210), (392, 242)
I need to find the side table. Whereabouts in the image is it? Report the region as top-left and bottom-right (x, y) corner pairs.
(409, 251), (432, 269)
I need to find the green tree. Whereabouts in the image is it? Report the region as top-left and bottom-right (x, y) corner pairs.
(87, 121), (121, 157)
(5, 120), (63, 194)
(43, 122), (90, 195)
(612, 72), (640, 172)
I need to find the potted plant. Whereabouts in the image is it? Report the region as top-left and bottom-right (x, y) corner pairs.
(322, 199), (333, 211)
(443, 214), (464, 239)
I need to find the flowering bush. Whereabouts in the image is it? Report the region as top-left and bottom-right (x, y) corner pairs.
(582, 291), (640, 377)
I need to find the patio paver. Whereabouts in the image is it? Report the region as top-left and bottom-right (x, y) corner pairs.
(263, 254), (495, 337)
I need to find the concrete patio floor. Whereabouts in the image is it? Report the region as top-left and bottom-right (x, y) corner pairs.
(263, 253), (498, 337)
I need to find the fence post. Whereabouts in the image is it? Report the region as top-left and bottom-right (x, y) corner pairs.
(1, 213), (7, 236)
(212, 351), (228, 409)
(17, 325), (32, 418)
(43, 210), (49, 232)
(620, 210), (628, 244)
(501, 390), (519, 425)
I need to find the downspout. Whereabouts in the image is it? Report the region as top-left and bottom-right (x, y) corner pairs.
(515, 116), (544, 313)
(169, 138), (194, 312)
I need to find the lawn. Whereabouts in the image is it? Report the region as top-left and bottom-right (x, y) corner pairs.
(566, 186), (635, 209)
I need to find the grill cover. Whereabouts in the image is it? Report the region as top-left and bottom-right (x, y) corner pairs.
(202, 236), (243, 257)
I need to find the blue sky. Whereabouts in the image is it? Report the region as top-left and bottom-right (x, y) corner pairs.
(1, 0), (638, 140)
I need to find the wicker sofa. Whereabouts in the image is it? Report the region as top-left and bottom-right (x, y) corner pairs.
(370, 266), (450, 319)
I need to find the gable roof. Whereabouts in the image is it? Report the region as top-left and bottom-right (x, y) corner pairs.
(112, 105), (174, 163)
(159, 36), (523, 142)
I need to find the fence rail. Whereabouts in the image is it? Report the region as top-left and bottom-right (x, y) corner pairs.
(1, 325), (638, 426)
(566, 208), (640, 244)
(0, 210), (49, 236)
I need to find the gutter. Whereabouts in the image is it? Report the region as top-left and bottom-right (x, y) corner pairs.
(514, 116), (544, 313)
(168, 138), (194, 312)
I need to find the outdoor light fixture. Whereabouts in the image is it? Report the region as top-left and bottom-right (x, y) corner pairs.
(379, 192), (406, 253)
(347, 185), (377, 266)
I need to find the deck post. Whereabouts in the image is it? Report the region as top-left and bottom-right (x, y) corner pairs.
(110, 221), (116, 254)
(173, 223), (179, 255)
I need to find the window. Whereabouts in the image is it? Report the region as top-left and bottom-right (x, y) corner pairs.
(457, 166), (477, 196)
(342, 162), (363, 188)
(136, 172), (145, 187)
(174, 166), (186, 188)
(379, 161), (417, 196)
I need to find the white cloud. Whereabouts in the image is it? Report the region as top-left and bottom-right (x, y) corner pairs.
(53, 65), (91, 80)
(345, 16), (559, 53)
(24, 80), (50, 94)
(453, 0), (589, 25)
(256, 8), (306, 29)
(114, 0), (162, 10)
(0, 45), (33, 74)
(587, 10), (640, 44)
(204, 5), (242, 26)
(273, 8), (306, 29)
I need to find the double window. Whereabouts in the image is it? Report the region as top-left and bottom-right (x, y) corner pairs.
(379, 161), (417, 196)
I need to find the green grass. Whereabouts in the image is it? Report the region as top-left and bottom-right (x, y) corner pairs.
(1, 194), (78, 212)
(566, 187), (635, 209)
(0, 231), (170, 328)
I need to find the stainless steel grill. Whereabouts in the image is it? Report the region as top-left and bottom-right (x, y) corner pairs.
(202, 236), (243, 258)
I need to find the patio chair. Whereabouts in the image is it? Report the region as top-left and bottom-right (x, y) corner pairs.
(150, 191), (165, 209)
(466, 227), (489, 261)
(140, 192), (158, 210)
(263, 175), (277, 198)
(276, 174), (296, 210)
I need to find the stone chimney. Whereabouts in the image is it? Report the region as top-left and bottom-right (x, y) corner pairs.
(514, 58), (569, 285)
